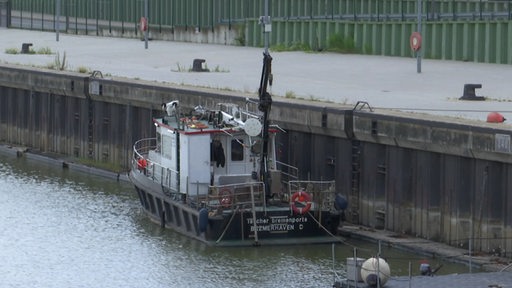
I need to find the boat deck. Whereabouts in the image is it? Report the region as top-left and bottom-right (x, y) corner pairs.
(337, 271), (512, 287)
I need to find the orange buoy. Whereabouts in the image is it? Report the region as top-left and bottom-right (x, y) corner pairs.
(290, 190), (312, 214)
(487, 112), (506, 123)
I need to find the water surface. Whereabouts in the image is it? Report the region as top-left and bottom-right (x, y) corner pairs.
(0, 152), (472, 287)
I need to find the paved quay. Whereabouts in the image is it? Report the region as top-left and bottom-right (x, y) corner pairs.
(369, 271), (512, 288)
(336, 271), (512, 287)
(338, 226), (512, 287)
(1, 28), (512, 123)
(340, 225), (511, 272)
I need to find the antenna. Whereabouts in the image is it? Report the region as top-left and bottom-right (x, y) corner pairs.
(259, 0), (271, 54)
(258, 0), (273, 200)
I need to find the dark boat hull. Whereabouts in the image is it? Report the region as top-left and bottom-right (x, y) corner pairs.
(129, 170), (342, 246)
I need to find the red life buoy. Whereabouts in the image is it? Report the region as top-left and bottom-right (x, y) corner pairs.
(139, 17), (148, 32)
(290, 190), (312, 214)
(137, 158), (147, 170)
(410, 32), (422, 51)
(219, 187), (232, 208)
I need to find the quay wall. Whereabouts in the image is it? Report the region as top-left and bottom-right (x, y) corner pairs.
(1, 63), (512, 257)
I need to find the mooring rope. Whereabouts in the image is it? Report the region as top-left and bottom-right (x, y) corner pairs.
(306, 210), (360, 248)
(215, 206), (240, 244)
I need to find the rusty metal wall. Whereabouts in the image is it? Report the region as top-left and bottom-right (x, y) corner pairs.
(281, 128), (511, 258)
(346, 140), (512, 257)
(0, 86), (154, 173)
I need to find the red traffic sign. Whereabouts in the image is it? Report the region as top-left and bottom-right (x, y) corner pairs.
(410, 32), (422, 51)
(139, 17), (148, 32)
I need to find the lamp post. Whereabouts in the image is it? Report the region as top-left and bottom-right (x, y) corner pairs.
(144, 0), (148, 49)
(416, 0), (422, 73)
(56, 0), (61, 41)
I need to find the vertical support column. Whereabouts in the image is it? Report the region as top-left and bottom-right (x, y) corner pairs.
(56, 0), (60, 41)
(416, 0), (422, 73)
(144, 0), (149, 49)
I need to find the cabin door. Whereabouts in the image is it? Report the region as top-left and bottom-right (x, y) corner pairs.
(226, 137), (249, 174)
(212, 137), (250, 177)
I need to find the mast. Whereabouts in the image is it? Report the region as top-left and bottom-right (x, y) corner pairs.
(258, 1), (272, 200)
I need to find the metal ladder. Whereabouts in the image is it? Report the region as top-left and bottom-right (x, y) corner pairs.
(350, 140), (361, 224)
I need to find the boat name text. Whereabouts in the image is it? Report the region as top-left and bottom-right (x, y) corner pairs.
(247, 216), (308, 232)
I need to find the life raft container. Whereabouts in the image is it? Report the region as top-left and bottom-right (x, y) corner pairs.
(290, 190), (312, 214)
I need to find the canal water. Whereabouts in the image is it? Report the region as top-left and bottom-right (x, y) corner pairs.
(0, 151), (474, 287)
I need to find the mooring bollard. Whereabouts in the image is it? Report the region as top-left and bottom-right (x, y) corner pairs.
(192, 59), (209, 72)
(21, 43), (33, 54)
(459, 83), (485, 101)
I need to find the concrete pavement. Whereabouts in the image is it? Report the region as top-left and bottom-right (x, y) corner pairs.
(1, 28), (511, 123)
(374, 271), (512, 288)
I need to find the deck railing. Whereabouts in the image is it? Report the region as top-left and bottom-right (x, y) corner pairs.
(191, 182), (266, 211)
(288, 180), (337, 211)
(132, 137), (180, 193)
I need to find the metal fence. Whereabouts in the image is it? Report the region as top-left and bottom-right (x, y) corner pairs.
(5, 0), (512, 64)
(8, 0), (512, 32)
(0, 0), (9, 27)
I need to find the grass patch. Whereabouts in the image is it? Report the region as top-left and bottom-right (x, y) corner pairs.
(47, 52), (67, 70)
(209, 64), (229, 73)
(37, 47), (53, 55)
(5, 46), (53, 55)
(171, 62), (188, 72)
(76, 66), (90, 73)
(5, 48), (19, 54)
(234, 24), (246, 46)
(271, 42), (312, 52)
(362, 43), (373, 54)
(484, 97), (511, 102)
(213, 65), (227, 72)
(285, 91), (296, 99)
(172, 62), (229, 73)
(326, 34), (358, 53)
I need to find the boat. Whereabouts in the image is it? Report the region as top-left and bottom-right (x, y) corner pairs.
(128, 102), (347, 246)
(128, 12), (347, 247)
(128, 71), (347, 246)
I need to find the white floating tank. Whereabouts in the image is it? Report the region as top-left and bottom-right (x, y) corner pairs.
(360, 257), (391, 287)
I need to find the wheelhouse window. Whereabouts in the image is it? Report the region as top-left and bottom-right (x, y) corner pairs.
(162, 134), (173, 159)
(231, 139), (244, 161)
(156, 132), (161, 152)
